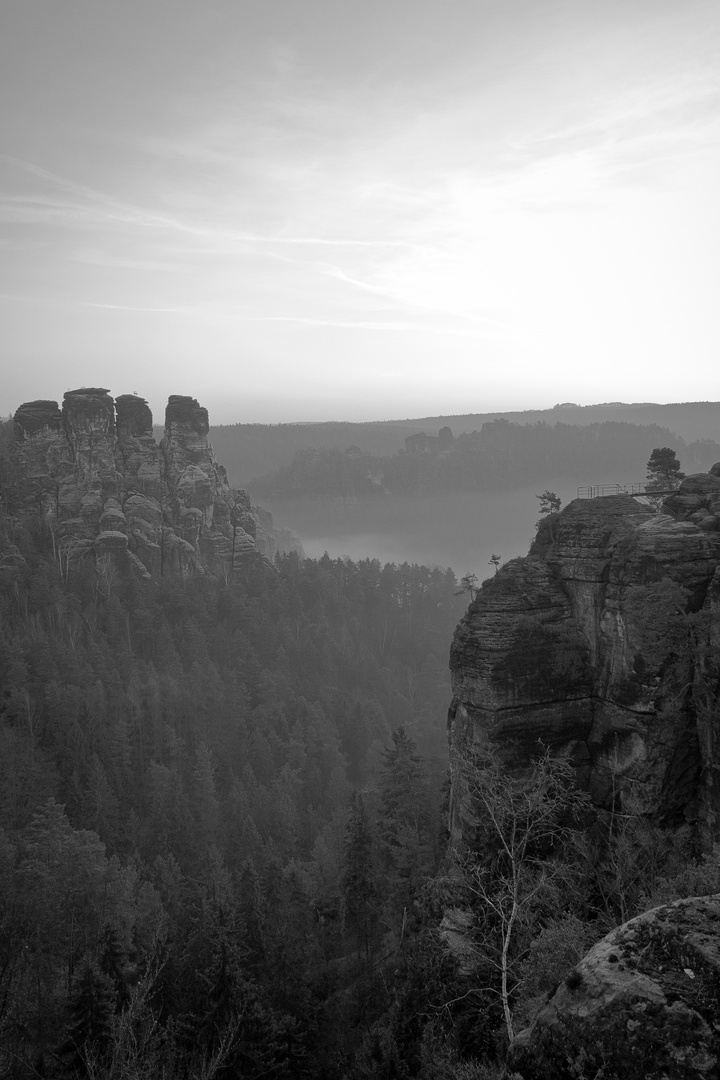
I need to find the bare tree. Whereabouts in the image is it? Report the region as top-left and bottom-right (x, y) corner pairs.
(450, 746), (591, 1042)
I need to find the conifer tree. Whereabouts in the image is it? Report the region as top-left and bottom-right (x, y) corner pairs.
(378, 728), (434, 931)
(646, 447), (684, 490)
(341, 794), (379, 959)
(59, 957), (117, 1076)
(238, 860), (266, 973)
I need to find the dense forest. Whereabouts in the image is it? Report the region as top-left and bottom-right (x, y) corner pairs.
(2, 423), (720, 1079)
(199, 402), (720, 488)
(0, 500), (464, 1077)
(249, 420), (720, 501)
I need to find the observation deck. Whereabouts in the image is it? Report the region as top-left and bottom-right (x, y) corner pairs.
(577, 483), (677, 499)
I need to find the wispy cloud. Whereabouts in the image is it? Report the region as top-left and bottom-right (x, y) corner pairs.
(227, 313), (505, 337)
(3, 0), (720, 417)
(1, 156), (409, 248)
(503, 65), (720, 201)
(82, 302), (188, 313)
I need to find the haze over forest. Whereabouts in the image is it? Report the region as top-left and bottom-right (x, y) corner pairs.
(3, 387), (720, 1077)
(4, 0), (720, 575)
(204, 400), (720, 578)
(4, 1), (720, 1077)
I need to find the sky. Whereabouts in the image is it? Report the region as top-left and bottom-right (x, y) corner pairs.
(2, 0), (720, 423)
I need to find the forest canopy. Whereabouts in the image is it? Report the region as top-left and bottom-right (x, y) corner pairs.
(0, 491), (472, 1077)
(249, 420), (720, 500)
(3, 419), (719, 1078)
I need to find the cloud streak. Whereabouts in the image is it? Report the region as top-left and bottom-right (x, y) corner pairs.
(2, 0), (720, 418)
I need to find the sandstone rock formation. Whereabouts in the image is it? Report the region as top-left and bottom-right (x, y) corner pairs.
(506, 894), (720, 1079)
(12, 389), (294, 580)
(449, 486), (720, 850)
(664, 470), (720, 529)
(252, 504), (304, 562)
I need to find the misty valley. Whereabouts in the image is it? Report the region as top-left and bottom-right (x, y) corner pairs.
(6, 3), (720, 1077)
(247, 413), (720, 579)
(258, 489), (548, 580)
(2, 393), (720, 1079)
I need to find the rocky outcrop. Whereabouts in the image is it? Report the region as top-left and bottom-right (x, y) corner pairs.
(13, 399), (64, 441)
(664, 471), (720, 530)
(449, 487), (720, 849)
(12, 399), (66, 518)
(58, 388), (118, 538)
(12, 389), (292, 581)
(159, 395), (260, 576)
(252, 504), (305, 562)
(115, 393), (163, 503)
(507, 894), (720, 1079)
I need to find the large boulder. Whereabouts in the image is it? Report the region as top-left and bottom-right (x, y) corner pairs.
(507, 895), (720, 1079)
(679, 474), (720, 497)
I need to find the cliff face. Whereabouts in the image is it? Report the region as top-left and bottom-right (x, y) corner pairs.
(12, 389), (296, 579)
(449, 480), (720, 848)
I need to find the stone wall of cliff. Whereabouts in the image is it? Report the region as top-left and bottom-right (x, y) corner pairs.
(449, 475), (720, 850)
(11, 389), (301, 580)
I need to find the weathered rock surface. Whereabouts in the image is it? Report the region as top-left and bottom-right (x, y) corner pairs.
(12, 389), (292, 580)
(664, 471), (720, 529)
(252, 504), (305, 561)
(13, 399), (64, 441)
(507, 894), (720, 1079)
(449, 491), (720, 849)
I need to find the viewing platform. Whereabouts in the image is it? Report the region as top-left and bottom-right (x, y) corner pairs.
(577, 483), (677, 499)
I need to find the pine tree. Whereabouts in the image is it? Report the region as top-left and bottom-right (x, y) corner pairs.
(341, 794), (379, 959)
(59, 957), (117, 1076)
(100, 924), (128, 997)
(238, 860), (266, 973)
(378, 729), (434, 932)
(192, 741), (221, 851)
(646, 447), (684, 490)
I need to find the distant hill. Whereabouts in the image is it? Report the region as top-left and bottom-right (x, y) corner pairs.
(154, 401), (720, 487)
(404, 401), (720, 443)
(153, 420), (427, 486)
(249, 419), (720, 502)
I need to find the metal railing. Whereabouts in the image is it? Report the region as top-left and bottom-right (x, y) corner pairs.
(577, 483), (678, 499)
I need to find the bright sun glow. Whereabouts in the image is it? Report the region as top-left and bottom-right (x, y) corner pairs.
(2, 0), (720, 420)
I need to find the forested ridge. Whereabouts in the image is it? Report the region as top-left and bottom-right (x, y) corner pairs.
(194, 403), (720, 488)
(249, 419), (720, 500)
(3, 426), (720, 1079)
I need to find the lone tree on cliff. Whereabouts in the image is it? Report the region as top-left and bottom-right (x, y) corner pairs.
(536, 490), (561, 517)
(646, 447), (684, 491)
(455, 572), (479, 601)
(535, 490), (561, 534)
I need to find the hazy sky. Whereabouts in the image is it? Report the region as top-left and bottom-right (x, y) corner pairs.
(2, 0), (720, 423)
